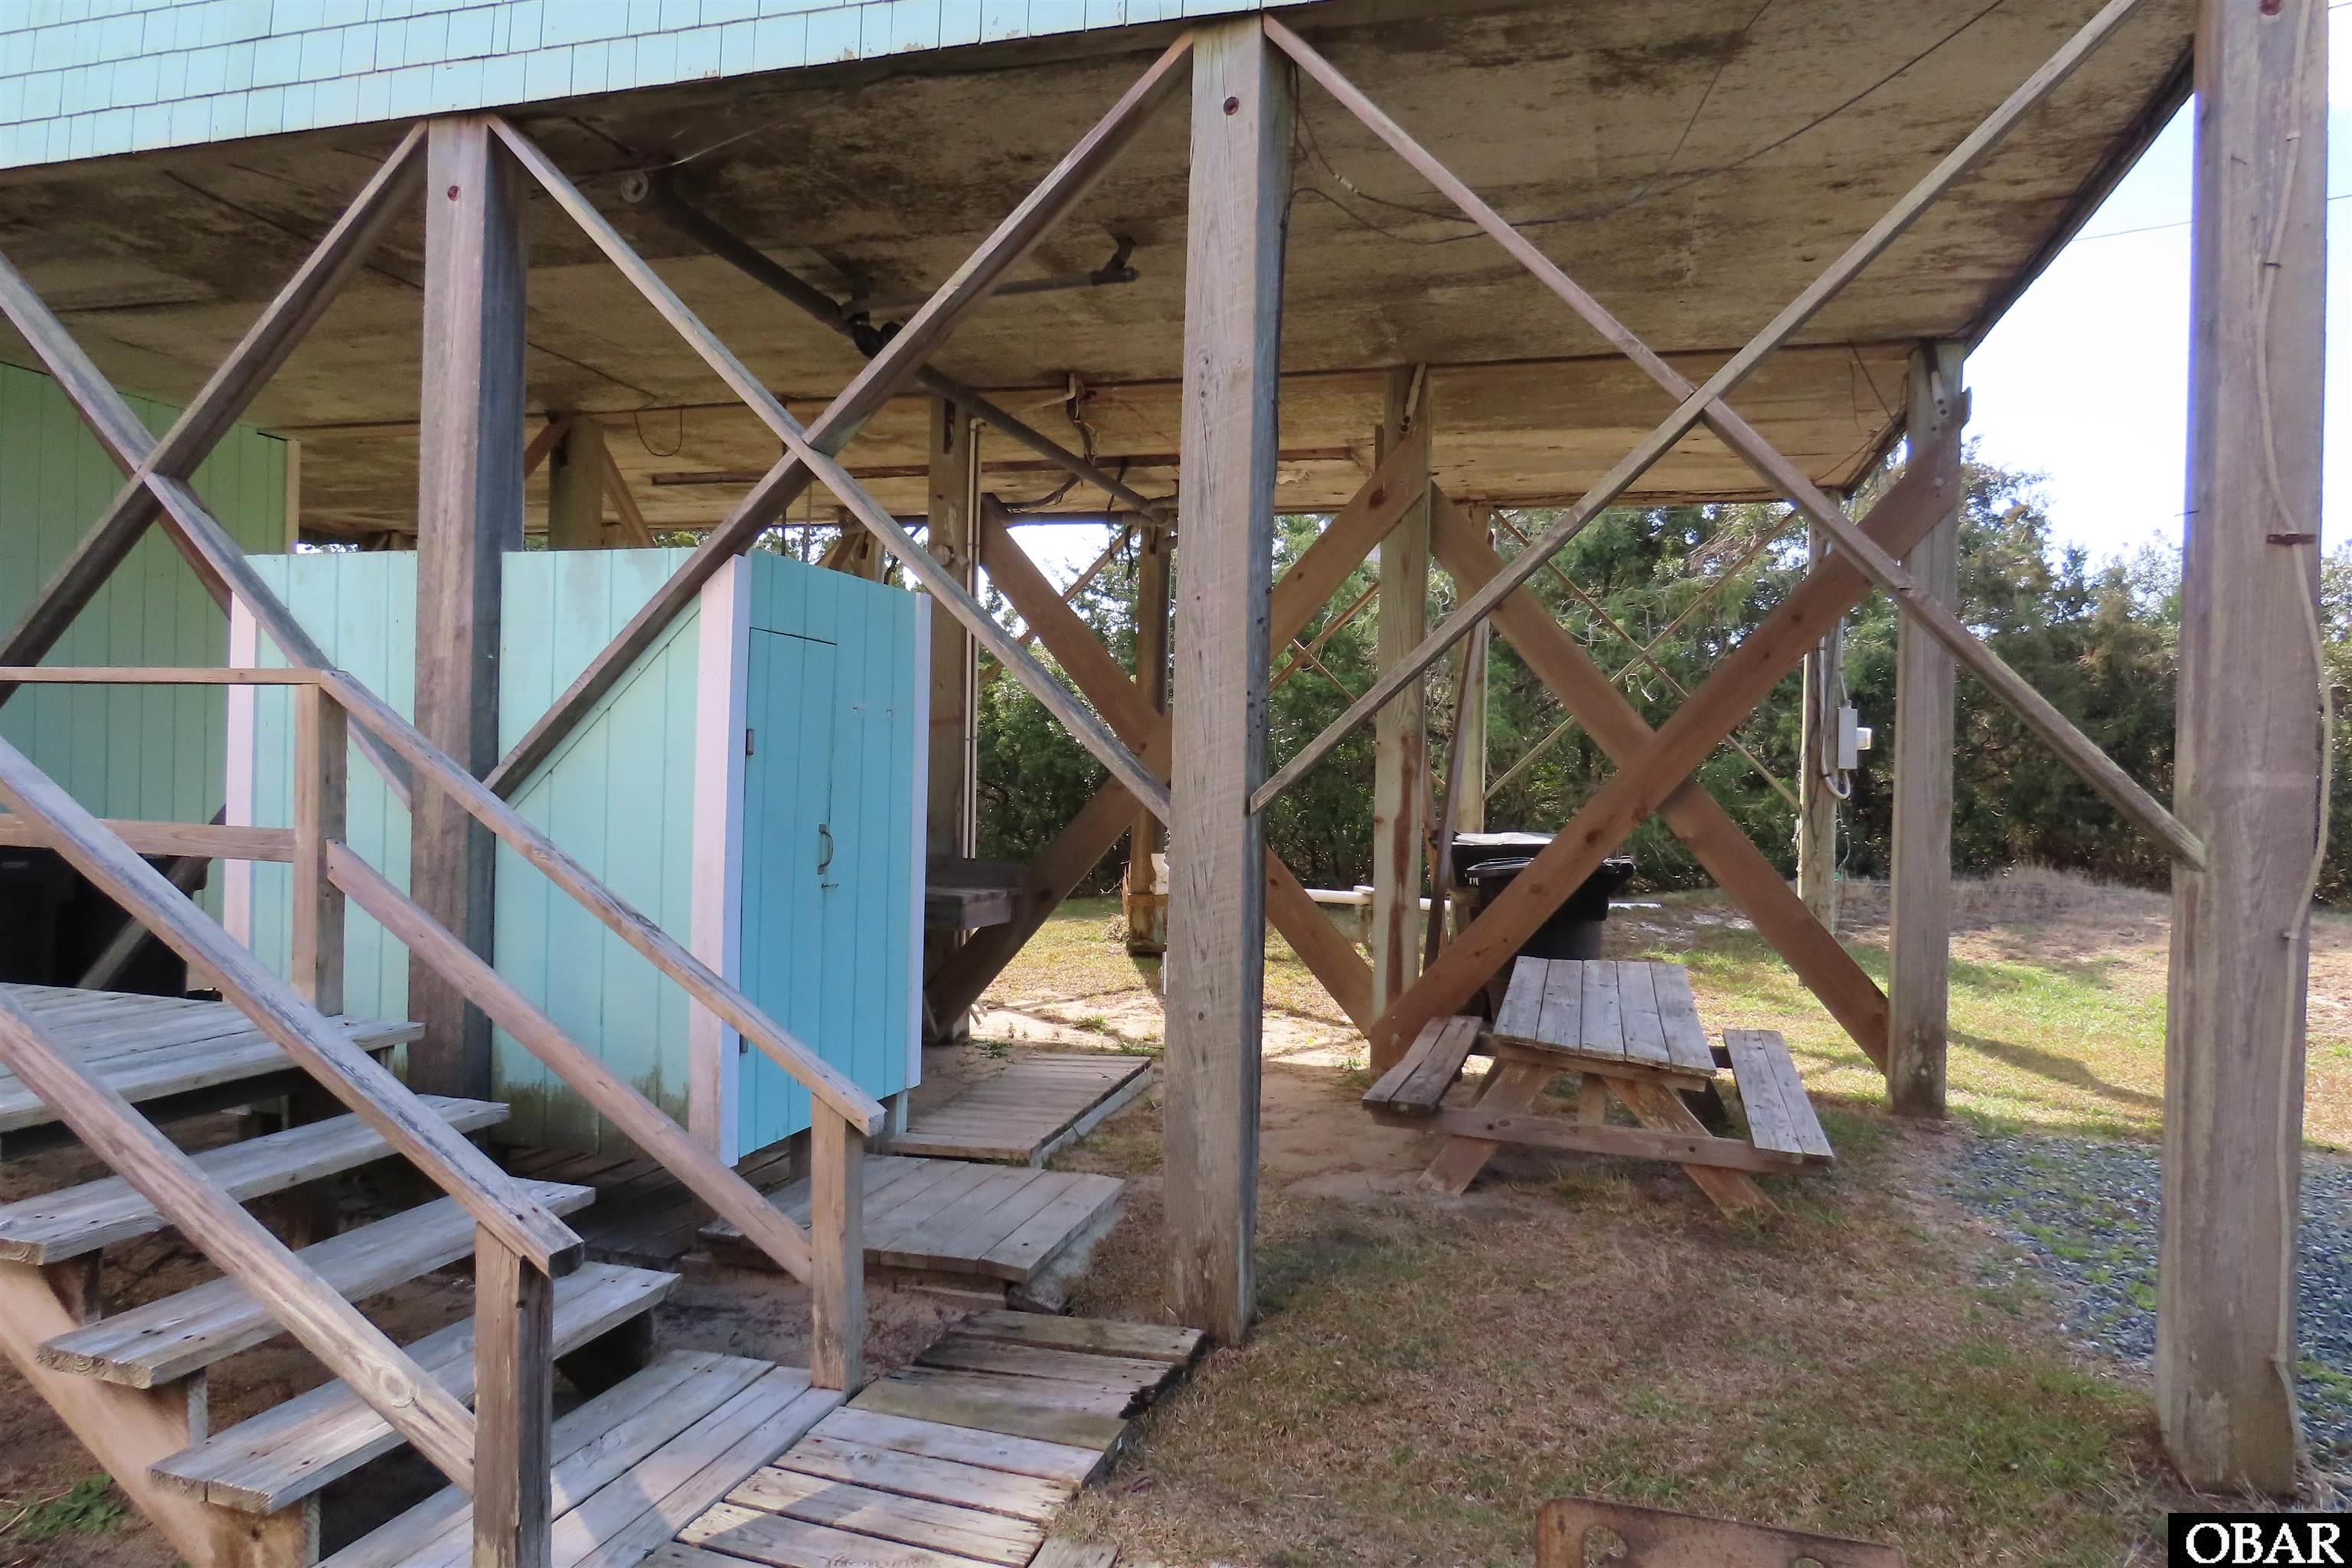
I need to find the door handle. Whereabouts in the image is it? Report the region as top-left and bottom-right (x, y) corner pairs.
(816, 824), (835, 875)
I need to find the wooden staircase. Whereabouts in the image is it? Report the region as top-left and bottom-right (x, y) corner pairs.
(0, 664), (889, 1568)
(0, 1073), (856, 1568)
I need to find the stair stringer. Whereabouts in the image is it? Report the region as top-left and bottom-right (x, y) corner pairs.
(0, 1258), (313, 1568)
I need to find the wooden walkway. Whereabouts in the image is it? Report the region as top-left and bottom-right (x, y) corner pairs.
(321, 1352), (842, 1568)
(0, 984), (422, 1154)
(704, 1157), (1124, 1304)
(890, 1056), (1153, 1166)
(508, 1141), (805, 1269)
(659, 1313), (1201, 1568)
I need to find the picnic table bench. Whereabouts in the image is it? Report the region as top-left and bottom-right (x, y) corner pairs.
(1363, 957), (1834, 1214)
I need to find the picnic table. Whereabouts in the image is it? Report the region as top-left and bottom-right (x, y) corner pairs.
(1362, 957), (1834, 1214)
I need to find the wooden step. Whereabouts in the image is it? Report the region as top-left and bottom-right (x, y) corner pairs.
(322, 1350), (840, 1568)
(0, 1096), (512, 1265)
(152, 1262), (679, 1514)
(0, 985), (424, 1139)
(38, 1182), (594, 1388)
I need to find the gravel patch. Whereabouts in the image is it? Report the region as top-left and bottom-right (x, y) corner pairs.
(1950, 1135), (2352, 1466)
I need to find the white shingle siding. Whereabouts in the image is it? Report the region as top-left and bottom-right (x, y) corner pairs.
(0, 0), (1272, 171)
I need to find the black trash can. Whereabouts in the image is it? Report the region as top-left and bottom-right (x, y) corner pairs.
(1460, 850), (1636, 963)
(0, 848), (76, 985)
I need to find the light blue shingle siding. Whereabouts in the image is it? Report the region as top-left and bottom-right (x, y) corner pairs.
(0, 0), (1280, 172)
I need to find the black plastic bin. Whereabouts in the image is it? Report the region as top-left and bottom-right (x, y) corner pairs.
(0, 848), (76, 985)
(1459, 848), (1636, 963)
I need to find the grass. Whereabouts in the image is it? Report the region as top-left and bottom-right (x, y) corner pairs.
(1052, 1139), (2170, 1566)
(2, 1478), (126, 1543)
(974, 867), (2352, 1564)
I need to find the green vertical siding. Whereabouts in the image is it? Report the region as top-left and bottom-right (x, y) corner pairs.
(234, 545), (918, 1158)
(0, 358), (287, 917)
(492, 547), (703, 1152)
(240, 551), (416, 1018)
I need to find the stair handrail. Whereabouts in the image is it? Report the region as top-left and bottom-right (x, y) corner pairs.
(315, 668), (888, 1135)
(0, 714), (586, 1550)
(0, 727), (583, 1275)
(0, 986), (485, 1491)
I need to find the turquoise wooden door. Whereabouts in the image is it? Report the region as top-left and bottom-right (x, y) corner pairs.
(738, 628), (840, 1153)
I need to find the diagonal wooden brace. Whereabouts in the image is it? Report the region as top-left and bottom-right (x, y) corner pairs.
(1253, 0), (2167, 841)
(0, 127), (426, 704)
(927, 443), (1432, 1025)
(485, 34), (1194, 799)
(1372, 425), (1969, 1064)
(1426, 488), (1889, 1069)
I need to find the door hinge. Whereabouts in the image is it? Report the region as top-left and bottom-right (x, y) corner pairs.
(744, 727), (755, 756)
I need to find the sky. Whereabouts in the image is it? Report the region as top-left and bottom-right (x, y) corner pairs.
(1967, 2), (2352, 565)
(1018, 9), (2349, 586)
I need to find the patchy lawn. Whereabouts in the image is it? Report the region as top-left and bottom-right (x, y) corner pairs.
(972, 867), (2352, 1566)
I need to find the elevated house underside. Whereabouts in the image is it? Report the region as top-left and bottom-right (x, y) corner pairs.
(0, 0), (2324, 1548)
(0, 0), (2189, 532)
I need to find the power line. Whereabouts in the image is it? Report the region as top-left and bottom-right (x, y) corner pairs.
(2073, 191), (2352, 243)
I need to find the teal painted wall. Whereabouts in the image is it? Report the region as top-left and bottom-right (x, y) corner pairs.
(238, 550), (416, 1015)
(0, 0), (1277, 172)
(0, 357), (287, 919)
(234, 544), (920, 1157)
(736, 549), (919, 1154)
(492, 547), (704, 1150)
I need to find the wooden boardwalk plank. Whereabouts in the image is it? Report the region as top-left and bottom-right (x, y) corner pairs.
(724, 1468), (1044, 1565)
(772, 1436), (1073, 1522)
(850, 1375), (1129, 1452)
(949, 1312), (1202, 1367)
(321, 1352), (773, 1568)
(704, 1158), (1124, 1289)
(808, 1410), (1102, 1485)
(915, 1338), (1173, 1396)
(889, 1055), (1152, 1166)
(676, 1504), (997, 1568)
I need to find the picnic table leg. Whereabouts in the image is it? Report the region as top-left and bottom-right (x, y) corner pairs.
(1577, 1073), (1609, 1125)
(1419, 1059), (1552, 1194)
(1612, 1079), (1772, 1215)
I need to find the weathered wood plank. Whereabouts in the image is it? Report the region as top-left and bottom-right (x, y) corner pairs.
(411, 115), (528, 1100)
(39, 1183), (589, 1387)
(0, 1097), (502, 1263)
(0, 988), (480, 1491)
(473, 1233), (556, 1568)
(677, 1503), (998, 1568)
(771, 1438), (1073, 1523)
(1163, 15), (1292, 1347)
(808, 1408), (1102, 1485)
(724, 1469), (1043, 1566)
(809, 1109), (864, 1393)
(1578, 962), (1623, 1059)
(1616, 962), (1671, 1068)
(1650, 965), (1715, 1075)
(948, 1313), (1203, 1367)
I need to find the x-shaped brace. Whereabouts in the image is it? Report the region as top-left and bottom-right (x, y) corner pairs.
(1253, 5), (2197, 876)
(1374, 423), (1968, 1063)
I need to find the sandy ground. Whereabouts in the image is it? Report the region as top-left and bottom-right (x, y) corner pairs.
(9, 869), (2348, 1566)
